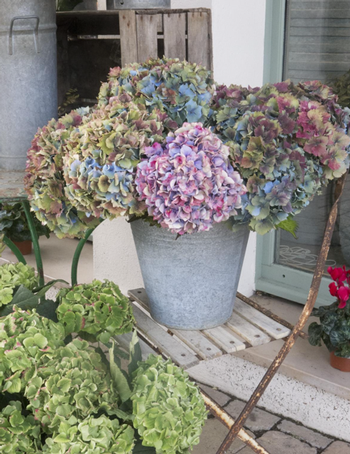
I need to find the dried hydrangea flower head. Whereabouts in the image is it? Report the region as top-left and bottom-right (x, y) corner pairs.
(98, 57), (214, 132)
(135, 122), (246, 234)
(63, 100), (165, 220)
(24, 108), (101, 238)
(213, 80), (350, 234)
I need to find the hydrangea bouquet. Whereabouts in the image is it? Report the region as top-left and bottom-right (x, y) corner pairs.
(25, 57), (350, 239)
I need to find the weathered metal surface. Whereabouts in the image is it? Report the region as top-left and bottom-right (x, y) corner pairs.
(201, 391), (270, 454)
(216, 173), (347, 454)
(0, 0), (57, 170)
(131, 220), (249, 330)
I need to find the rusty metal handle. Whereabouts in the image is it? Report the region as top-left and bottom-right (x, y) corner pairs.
(9, 15), (40, 55)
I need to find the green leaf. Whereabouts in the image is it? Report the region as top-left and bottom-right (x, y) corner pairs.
(0, 286), (39, 316)
(307, 322), (323, 346)
(277, 216), (298, 238)
(109, 341), (132, 403)
(128, 330), (142, 377)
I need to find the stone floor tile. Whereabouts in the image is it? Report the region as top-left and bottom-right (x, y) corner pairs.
(322, 441), (350, 454)
(224, 399), (281, 432)
(277, 420), (332, 449)
(193, 418), (255, 454)
(237, 431), (317, 454)
(199, 383), (231, 407)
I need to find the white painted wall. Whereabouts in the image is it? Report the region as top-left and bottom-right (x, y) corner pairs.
(93, 0), (267, 296)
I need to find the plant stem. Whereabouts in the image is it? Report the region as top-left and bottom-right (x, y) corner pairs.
(71, 228), (94, 286)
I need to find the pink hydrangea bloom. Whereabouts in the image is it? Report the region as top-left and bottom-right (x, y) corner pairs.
(135, 123), (246, 234)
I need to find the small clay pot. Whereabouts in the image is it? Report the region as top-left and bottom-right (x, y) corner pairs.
(330, 352), (350, 372)
(12, 240), (32, 256)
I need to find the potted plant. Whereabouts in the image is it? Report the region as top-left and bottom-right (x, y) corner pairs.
(24, 58), (350, 330)
(0, 202), (51, 255)
(0, 267), (207, 453)
(308, 266), (350, 372)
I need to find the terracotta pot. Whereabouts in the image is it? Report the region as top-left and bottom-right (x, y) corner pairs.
(330, 352), (350, 372)
(12, 240), (32, 256)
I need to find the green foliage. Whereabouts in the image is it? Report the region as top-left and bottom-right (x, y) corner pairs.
(0, 308), (65, 393)
(25, 339), (120, 432)
(308, 302), (350, 357)
(131, 355), (207, 454)
(0, 202), (50, 242)
(0, 263), (39, 307)
(56, 280), (135, 343)
(329, 69), (350, 108)
(277, 216), (298, 239)
(0, 401), (42, 453)
(42, 415), (135, 453)
(56, 0), (83, 11)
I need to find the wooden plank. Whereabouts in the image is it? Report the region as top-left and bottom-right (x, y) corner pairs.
(290, 28), (350, 37)
(288, 61), (350, 72)
(233, 299), (290, 340)
(136, 13), (159, 62)
(128, 288), (150, 308)
(131, 304), (199, 368)
(114, 332), (156, 360)
(119, 10), (138, 66)
(290, 18), (350, 28)
(171, 329), (222, 360)
(187, 11), (210, 69)
(163, 12), (186, 60)
(290, 0), (350, 9)
(226, 313), (271, 347)
(204, 326), (246, 354)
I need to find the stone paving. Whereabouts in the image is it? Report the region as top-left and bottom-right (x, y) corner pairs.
(194, 384), (350, 454)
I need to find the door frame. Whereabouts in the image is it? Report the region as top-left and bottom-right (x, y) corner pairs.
(256, 0), (333, 307)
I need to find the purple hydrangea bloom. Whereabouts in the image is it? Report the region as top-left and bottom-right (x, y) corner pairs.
(135, 123), (246, 235)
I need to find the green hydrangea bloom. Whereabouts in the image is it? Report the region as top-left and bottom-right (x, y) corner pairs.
(56, 280), (135, 343)
(0, 263), (39, 307)
(0, 308), (65, 393)
(131, 355), (207, 454)
(42, 415), (134, 453)
(25, 339), (120, 432)
(0, 401), (42, 453)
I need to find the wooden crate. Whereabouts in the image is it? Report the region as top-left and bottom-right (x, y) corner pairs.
(56, 8), (212, 106)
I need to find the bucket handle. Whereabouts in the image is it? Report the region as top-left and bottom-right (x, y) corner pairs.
(9, 16), (40, 55)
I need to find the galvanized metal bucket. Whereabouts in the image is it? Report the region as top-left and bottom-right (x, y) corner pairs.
(131, 220), (250, 330)
(0, 0), (57, 170)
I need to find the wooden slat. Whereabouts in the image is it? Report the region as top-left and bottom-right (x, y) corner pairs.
(119, 10), (138, 66)
(291, 9), (350, 19)
(290, 18), (350, 28)
(131, 304), (199, 368)
(204, 326), (246, 354)
(114, 332), (156, 360)
(226, 313), (271, 347)
(290, 28), (350, 37)
(136, 13), (159, 62)
(187, 11), (210, 69)
(289, 52), (350, 63)
(129, 288), (150, 308)
(163, 12), (186, 60)
(171, 329), (222, 360)
(290, 1), (350, 9)
(233, 299), (290, 340)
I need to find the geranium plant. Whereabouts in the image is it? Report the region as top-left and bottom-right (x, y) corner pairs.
(308, 266), (350, 357)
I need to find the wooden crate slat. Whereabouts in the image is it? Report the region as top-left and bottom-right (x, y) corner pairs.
(233, 299), (291, 340)
(226, 313), (271, 347)
(203, 326), (246, 354)
(171, 329), (222, 360)
(163, 12), (186, 60)
(114, 332), (156, 360)
(131, 304), (199, 368)
(120, 10), (138, 65)
(129, 288), (151, 308)
(136, 13), (159, 62)
(187, 10), (210, 69)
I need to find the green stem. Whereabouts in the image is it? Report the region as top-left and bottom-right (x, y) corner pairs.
(71, 228), (94, 287)
(3, 236), (27, 264)
(22, 201), (44, 287)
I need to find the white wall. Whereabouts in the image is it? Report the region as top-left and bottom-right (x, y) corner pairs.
(93, 0), (267, 296)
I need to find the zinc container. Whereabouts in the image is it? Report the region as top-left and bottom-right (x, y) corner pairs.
(0, 0), (57, 170)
